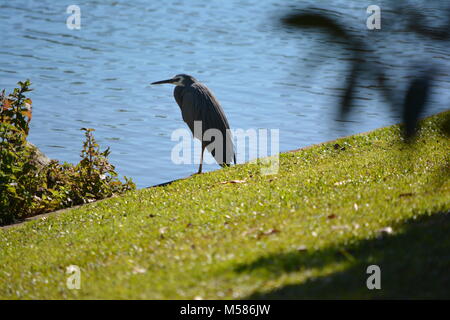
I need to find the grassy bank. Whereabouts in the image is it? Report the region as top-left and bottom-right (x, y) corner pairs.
(1, 111), (449, 299)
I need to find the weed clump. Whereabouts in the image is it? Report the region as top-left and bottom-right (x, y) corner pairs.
(0, 80), (135, 225)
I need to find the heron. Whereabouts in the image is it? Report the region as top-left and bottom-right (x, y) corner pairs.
(151, 74), (236, 174)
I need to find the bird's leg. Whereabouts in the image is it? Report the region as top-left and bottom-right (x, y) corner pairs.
(197, 145), (205, 174)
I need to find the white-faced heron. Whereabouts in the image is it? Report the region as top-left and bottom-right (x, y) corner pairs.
(151, 74), (236, 174)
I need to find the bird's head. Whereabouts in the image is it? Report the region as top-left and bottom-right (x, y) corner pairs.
(151, 74), (196, 87)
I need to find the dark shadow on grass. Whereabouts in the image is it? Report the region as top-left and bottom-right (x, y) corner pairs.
(146, 178), (183, 189)
(237, 212), (450, 299)
(398, 110), (450, 190)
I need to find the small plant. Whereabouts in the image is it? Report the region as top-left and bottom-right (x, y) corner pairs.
(0, 80), (135, 225)
(0, 80), (37, 224)
(44, 128), (135, 206)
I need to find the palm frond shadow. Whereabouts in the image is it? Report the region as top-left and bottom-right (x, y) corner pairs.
(237, 212), (450, 299)
(282, 3), (450, 140)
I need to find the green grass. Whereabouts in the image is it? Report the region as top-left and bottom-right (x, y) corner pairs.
(1, 111), (449, 299)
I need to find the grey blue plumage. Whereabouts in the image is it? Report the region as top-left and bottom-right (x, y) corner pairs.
(151, 74), (235, 173)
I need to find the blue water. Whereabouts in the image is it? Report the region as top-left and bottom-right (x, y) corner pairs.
(1, 0), (449, 188)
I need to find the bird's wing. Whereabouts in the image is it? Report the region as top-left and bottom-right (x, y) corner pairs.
(174, 87), (200, 139)
(174, 86), (184, 111)
(182, 85), (235, 165)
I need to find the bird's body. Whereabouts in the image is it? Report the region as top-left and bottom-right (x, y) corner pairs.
(152, 74), (235, 173)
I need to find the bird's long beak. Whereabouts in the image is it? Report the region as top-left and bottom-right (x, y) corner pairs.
(151, 78), (175, 85)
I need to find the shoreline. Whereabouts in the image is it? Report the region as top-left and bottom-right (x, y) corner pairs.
(0, 127), (377, 230)
(1, 110), (448, 230)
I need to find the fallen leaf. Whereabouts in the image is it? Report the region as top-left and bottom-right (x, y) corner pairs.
(331, 225), (351, 230)
(132, 266), (147, 274)
(257, 228), (280, 239)
(378, 226), (393, 235)
(219, 179), (246, 184)
(264, 228), (280, 235)
(376, 227), (394, 240)
(327, 214), (337, 219)
(399, 193), (414, 198)
(242, 228), (258, 237)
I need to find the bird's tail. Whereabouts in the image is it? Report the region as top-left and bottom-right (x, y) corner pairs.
(219, 153), (236, 168)
(208, 130), (236, 167)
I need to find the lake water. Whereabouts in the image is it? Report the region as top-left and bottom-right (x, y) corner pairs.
(1, 0), (449, 188)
